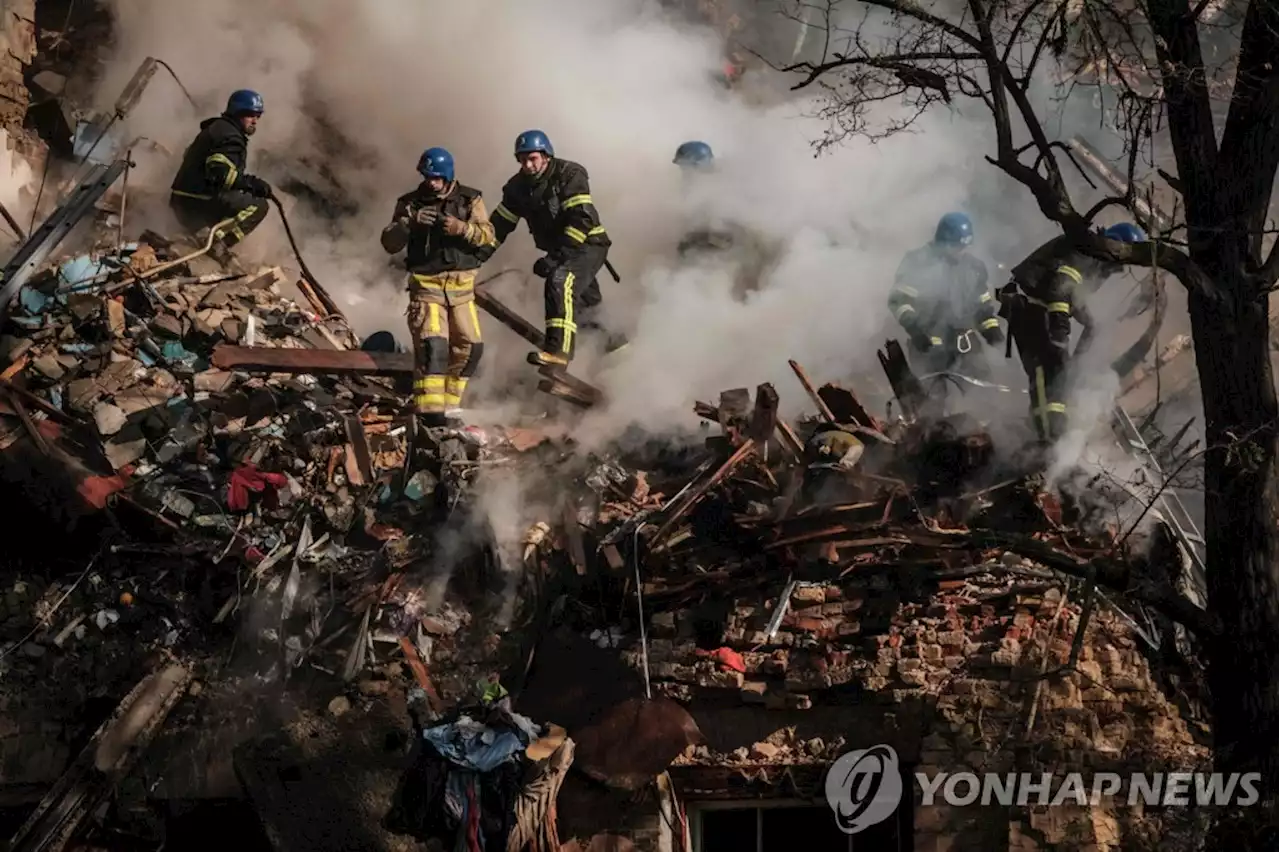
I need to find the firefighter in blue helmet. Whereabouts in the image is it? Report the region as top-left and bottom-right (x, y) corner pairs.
(381, 146), (496, 425)
(478, 130), (623, 368)
(1000, 221), (1146, 442)
(672, 141), (773, 301)
(888, 212), (1002, 375)
(170, 89), (272, 262)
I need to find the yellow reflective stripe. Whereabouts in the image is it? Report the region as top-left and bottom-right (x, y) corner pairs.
(929, 336), (943, 345)
(1047, 302), (1071, 314)
(1034, 366), (1049, 434)
(171, 189), (213, 200)
(564, 226), (587, 243)
(206, 154), (238, 189)
(1056, 265), (1083, 285)
(494, 204), (519, 223)
(562, 272), (575, 353)
(563, 194), (592, 209)
(980, 317), (1000, 330)
(893, 285), (919, 298)
(547, 319), (578, 330)
(588, 226), (606, 236)
(1044, 403), (1067, 413)
(427, 303), (441, 335)
(979, 291), (993, 303)
(894, 304), (916, 320)
(467, 302), (481, 338)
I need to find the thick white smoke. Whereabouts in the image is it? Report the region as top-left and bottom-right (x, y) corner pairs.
(92, 0), (1072, 441)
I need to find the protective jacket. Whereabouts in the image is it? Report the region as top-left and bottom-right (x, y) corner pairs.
(889, 243), (999, 350)
(380, 181), (496, 307)
(382, 182), (493, 276)
(171, 116), (259, 201)
(488, 158), (611, 261)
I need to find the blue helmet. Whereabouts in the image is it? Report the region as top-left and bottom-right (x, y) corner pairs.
(1102, 222), (1145, 243)
(934, 212), (974, 246)
(225, 89), (264, 117)
(514, 130), (554, 158)
(417, 147), (455, 182)
(674, 140), (714, 168)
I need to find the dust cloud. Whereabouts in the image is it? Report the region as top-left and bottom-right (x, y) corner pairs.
(93, 0), (1066, 434)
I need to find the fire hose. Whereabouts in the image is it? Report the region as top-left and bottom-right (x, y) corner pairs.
(267, 191), (341, 318)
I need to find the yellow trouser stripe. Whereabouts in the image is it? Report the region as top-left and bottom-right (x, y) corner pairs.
(467, 302), (481, 338)
(563, 194), (592, 209)
(427, 303), (441, 335)
(894, 303), (915, 320)
(981, 317), (1000, 330)
(564, 226), (586, 243)
(561, 272), (574, 353)
(979, 291), (993, 303)
(212, 205), (258, 243)
(494, 204), (519, 223)
(929, 336), (943, 345)
(1047, 301), (1070, 314)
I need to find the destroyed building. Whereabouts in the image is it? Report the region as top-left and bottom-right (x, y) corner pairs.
(0, 3), (1229, 852)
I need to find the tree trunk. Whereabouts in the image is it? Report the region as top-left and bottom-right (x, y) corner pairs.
(1187, 273), (1280, 848)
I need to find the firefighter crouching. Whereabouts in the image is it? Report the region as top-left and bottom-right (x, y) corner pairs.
(888, 212), (1002, 376)
(999, 222), (1145, 443)
(380, 147), (496, 426)
(169, 89), (272, 263)
(481, 130), (623, 369)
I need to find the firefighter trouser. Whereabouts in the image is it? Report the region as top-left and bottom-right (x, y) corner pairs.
(1008, 304), (1068, 441)
(169, 190), (268, 249)
(406, 277), (484, 416)
(542, 246), (608, 364)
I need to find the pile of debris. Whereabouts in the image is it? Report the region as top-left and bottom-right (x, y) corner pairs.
(0, 205), (1211, 850)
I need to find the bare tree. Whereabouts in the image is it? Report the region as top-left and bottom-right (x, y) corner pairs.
(777, 0), (1277, 843)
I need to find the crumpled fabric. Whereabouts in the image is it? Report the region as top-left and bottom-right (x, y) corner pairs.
(226, 463), (288, 511)
(423, 713), (536, 773)
(696, 646), (745, 673)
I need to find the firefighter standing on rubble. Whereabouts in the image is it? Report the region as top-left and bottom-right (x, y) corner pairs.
(169, 89), (272, 262)
(481, 130), (624, 369)
(889, 212), (1003, 375)
(999, 221), (1145, 443)
(381, 147), (496, 426)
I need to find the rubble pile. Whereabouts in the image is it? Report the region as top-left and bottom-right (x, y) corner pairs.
(0, 225), (1211, 851)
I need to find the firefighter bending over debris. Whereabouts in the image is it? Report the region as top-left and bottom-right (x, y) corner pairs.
(1000, 221), (1144, 442)
(889, 212), (1002, 375)
(481, 130), (623, 369)
(381, 147), (496, 426)
(169, 89), (272, 263)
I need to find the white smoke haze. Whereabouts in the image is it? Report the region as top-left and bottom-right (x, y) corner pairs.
(86, 0), (1165, 475)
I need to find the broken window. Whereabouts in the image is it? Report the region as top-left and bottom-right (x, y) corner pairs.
(691, 799), (910, 852)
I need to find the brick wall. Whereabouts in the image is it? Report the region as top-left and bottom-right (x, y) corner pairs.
(607, 564), (1210, 851)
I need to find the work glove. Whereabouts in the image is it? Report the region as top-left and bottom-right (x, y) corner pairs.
(441, 215), (467, 237)
(227, 463), (288, 512)
(981, 325), (1005, 346)
(532, 256), (556, 278)
(413, 206), (440, 228)
(241, 175), (272, 198)
(908, 330), (936, 352)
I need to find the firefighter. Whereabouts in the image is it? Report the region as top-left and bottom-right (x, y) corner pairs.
(483, 130), (619, 369)
(672, 140), (772, 300)
(380, 147), (496, 426)
(1000, 221), (1145, 442)
(673, 140), (732, 257)
(169, 89), (272, 262)
(889, 212), (1002, 375)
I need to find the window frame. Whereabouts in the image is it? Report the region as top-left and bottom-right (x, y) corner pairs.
(686, 799), (855, 852)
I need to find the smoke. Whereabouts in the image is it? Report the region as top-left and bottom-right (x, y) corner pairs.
(92, 0), (1062, 432)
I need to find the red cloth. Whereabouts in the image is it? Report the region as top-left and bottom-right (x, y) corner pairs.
(696, 647), (746, 673)
(226, 463), (288, 511)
